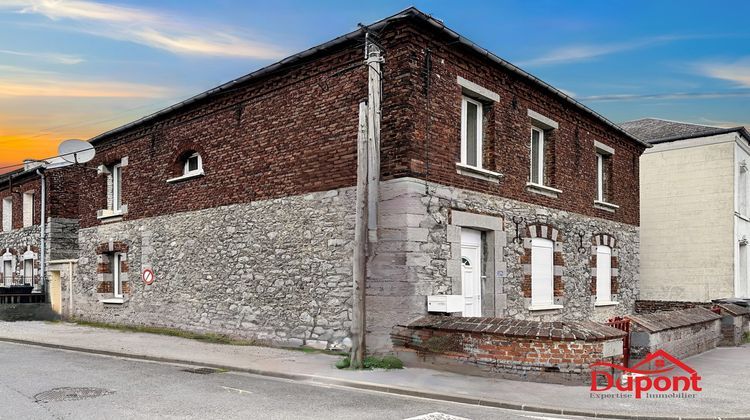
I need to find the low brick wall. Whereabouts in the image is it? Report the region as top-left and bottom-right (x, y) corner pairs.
(629, 307), (721, 363)
(715, 304), (750, 346)
(391, 316), (625, 385)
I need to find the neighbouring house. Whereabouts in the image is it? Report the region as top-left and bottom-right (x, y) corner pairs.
(621, 118), (750, 303)
(11, 8), (648, 356)
(0, 161), (81, 319)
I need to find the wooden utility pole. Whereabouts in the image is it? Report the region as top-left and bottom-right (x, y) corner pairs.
(366, 39), (383, 244)
(351, 101), (368, 368)
(351, 35), (383, 368)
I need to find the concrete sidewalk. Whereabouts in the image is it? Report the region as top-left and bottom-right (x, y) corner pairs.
(0, 321), (747, 419)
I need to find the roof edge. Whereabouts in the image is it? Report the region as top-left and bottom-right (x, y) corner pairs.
(88, 7), (651, 149)
(648, 126), (750, 145)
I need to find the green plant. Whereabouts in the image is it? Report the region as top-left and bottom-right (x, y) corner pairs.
(362, 355), (404, 370)
(335, 357), (351, 369)
(743, 332), (750, 344)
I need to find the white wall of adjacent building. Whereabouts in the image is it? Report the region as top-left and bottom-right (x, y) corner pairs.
(733, 139), (750, 298)
(640, 133), (737, 302)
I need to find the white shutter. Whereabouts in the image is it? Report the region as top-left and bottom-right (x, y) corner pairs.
(531, 238), (554, 306)
(596, 245), (612, 302)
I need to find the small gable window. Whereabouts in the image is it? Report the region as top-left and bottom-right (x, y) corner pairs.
(168, 152), (204, 183)
(184, 153), (202, 176)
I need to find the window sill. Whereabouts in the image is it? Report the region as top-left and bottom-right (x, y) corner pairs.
(525, 183), (562, 198)
(528, 304), (564, 311)
(455, 163), (503, 184)
(595, 301), (620, 307)
(167, 170), (205, 184)
(100, 298), (124, 305)
(97, 208), (126, 222)
(594, 200), (619, 212)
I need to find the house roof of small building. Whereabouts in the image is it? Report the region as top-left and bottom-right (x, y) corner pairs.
(403, 315), (626, 341)
(88, 7), (650, 149)
(620, 117), (750, 145)
(628, 307), (721, 333)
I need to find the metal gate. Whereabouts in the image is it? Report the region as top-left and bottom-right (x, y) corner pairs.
(605, 316), (631, 367)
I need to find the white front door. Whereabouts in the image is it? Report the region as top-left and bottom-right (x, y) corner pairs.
(461, 228), (482, 317)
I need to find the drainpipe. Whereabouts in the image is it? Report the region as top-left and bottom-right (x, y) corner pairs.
(36, 168), (46, 295)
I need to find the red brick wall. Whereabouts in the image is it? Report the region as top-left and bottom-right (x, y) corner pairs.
(70, 17), (643, 229)
(77, 41), (368, 229)
(381, 21), (645, 226)
(0, 167), (85, 229)
(0, 175), (41, 229)
(392, 324), (623, 384)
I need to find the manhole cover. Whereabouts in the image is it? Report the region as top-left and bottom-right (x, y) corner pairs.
(35, 387), (114, 403)
(182, 367), (221, 375)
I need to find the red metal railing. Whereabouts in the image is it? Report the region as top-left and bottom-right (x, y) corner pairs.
(606, 316), (631, 367)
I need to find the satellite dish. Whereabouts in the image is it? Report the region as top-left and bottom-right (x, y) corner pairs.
(58, 139), (95, 164)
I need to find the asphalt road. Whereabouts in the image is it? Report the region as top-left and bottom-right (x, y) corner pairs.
(0, 342), (599, 420)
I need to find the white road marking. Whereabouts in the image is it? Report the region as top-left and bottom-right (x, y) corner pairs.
(220, 385), (253, 395)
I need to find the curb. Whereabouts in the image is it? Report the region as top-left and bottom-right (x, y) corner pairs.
(0, 337), (742, 420)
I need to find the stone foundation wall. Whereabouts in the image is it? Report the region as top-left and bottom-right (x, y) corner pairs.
(368, 177), (639, 352)
(73, 187), (355, 350)
(392, 316), (625, 384)
(629, 308), (721, 362)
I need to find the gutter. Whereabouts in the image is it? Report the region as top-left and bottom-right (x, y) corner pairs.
(87, 7), (650, 149)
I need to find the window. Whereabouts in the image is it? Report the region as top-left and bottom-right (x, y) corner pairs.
(596, 245), (612, 303)
(22, 192), (34, 227)
(2, 258), (11, 286)
(23, 258), (33, 285)
(739, 242), (748, 298)
(461, 96), (483, 168)
(740, 162), (748, 215)
(596, 152), (612, 203)
(530, 127), (545, 185)
(184, 153), (202, 175)
(531, 237), (554, 307)
(111, 163), (122, 212)
(2, 197), (11, 232)
(112, 252), (123, 298)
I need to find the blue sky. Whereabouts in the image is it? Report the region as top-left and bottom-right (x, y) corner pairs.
(1, 0), (749, 169)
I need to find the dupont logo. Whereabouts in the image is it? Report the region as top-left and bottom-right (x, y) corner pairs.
(590, 350), (702, 399)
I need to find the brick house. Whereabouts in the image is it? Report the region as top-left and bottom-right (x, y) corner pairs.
(25, 8), (647, 352)
(0, 162), (80, 299)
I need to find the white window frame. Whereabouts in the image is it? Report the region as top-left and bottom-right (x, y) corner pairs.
(595, 245), (613, 304)
(596, 153), (605, 202)
(530, 127), (545, 185)
(2, 197), (12, 232)
(113, 252), (123, 298)
(530, 237), (557, 309)
(111, 163), (122, 212)
(23, 257), (33, 285)
(22, 191), (34, 228)
(183, 153), (203, 176)
(2, 258), (12, 286)
(460, 96), (483, 169)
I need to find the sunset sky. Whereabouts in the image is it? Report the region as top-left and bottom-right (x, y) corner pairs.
(1, 0), (749, 173)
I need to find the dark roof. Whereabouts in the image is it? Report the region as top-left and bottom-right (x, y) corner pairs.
(620, 118), (750, 145)
(89, 7), (649, 149)
(402, 315), (626, 341)
(629, 307), (720, 333)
